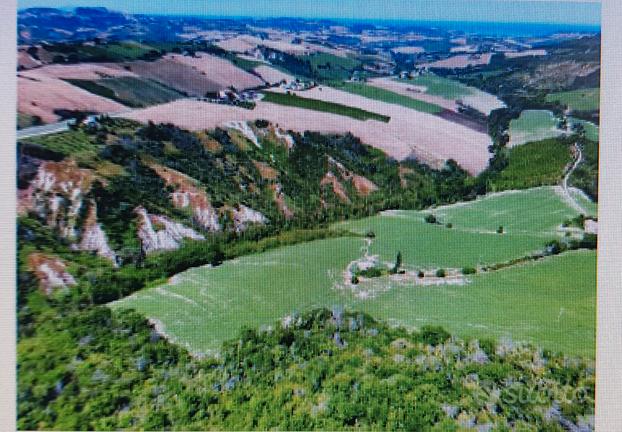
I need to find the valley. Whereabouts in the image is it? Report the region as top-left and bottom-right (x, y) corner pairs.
(15, 5), (600, 430)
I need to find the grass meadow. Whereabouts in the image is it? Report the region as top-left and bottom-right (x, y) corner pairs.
(508, 110), (565, 147)
(262, 91), (391, 122)
(336, 187), (579, 268)
(336, 82), (443, 114)
(111, 187), (595, 357)
(546, 87), (600, 112)
(397, 74), (474, 99)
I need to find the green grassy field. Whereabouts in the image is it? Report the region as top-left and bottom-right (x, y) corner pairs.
(397, 74), (474, 99)
(308, 52), (362, 80)
(21, 129), (98, 156)
(569, 117), (599, 142)
(111, 237), (363, 353)
(490, 138), (573, 191)
(354, 250), (596, 358)
(508, 110), (565, 147)
(66, 77), (183, 108)
(336, 187), (579, 268)
(546, 87), (600, 112)
(111, 187), (594, 357)
(262, 91), (390, 122)
(336, 82), (443, 114)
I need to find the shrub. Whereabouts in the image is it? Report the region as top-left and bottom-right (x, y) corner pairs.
(436, 268), (446, 278)
(462, 267), (477, 275)
(359, 267), (384, 278)
(446, 223), (453, 229)
(417, 271), (425, 278)
(425, 214), (437, 224)
(254, 119), (270, 128)
(497, 226), (504, 234)
(365, 230), (376, 238)
(418, 325), (451, 346)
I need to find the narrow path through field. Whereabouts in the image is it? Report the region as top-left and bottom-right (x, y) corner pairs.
(560, 143), (587, 214)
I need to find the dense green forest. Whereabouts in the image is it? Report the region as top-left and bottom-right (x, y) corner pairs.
(18, 302), (594, 430)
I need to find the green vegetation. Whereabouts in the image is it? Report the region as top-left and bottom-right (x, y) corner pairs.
(307, 52), (362, 80)
(488, 138), (573, 191)
(338, 187), (580, 270)
(17, 117), (597, 429)
(334, 81), (442, 114)
(111, 237), (362, 352)
(113, 187), (594, 356)
(43, 40), (162, 63)
(569, 139), (599, 201)
(569, 117), (599, 143)
(17, 113), (43, 129)
(66, 77), (183, 108)
(262, 91), (390, 122)
(115, 244), (595, 357)
(508, 110), (565, 147)
(546, 88), (600, 112)
(17, 305), (595, 430)
(355, 251), (596, 358)
(20, 128), (100, 157)
(397, 74), (474, 99)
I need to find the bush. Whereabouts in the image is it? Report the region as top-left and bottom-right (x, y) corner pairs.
(425, 214), (437, 224)
(417, 325), (451, 346)
(417, 271), (425, 278)
(497, 226), (504, 234)
(436, 268), (446, 278)
(446, 223), (453, 229)
(254, 119), (270, 128)
(358, 267), (384, 278)
(462, 267), (477, 275)
(365, 230), (376, 238)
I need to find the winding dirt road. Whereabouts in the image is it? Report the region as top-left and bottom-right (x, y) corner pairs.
(561, 143), (587, 215)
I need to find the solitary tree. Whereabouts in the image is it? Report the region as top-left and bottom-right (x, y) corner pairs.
(392, 251), (402, 274)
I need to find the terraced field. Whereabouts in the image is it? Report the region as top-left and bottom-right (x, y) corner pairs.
(111, 187), (596, 357)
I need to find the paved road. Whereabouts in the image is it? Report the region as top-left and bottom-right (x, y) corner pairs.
(16, 108), (135, 140)
(17, 120), (72, 140)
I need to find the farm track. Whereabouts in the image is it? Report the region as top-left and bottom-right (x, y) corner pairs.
(561, 143), (587, 214)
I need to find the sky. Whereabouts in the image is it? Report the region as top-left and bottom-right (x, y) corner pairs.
(17, 0), (601, 26)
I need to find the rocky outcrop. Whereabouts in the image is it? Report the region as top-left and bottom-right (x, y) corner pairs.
(270, 183), (294, 219)
(136, 207), (205, 254)
(19, 160), (94, 239)
(273, 126), (295, 149)
(321, 171), (351, 204)
(151, 164), (222, 232)
(327, 156), (378, 197)
(27, 253), (76, 295)
(224, 120), (261, 148)
(228, 204), (268, 233)
(77, 202), (117, 265)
